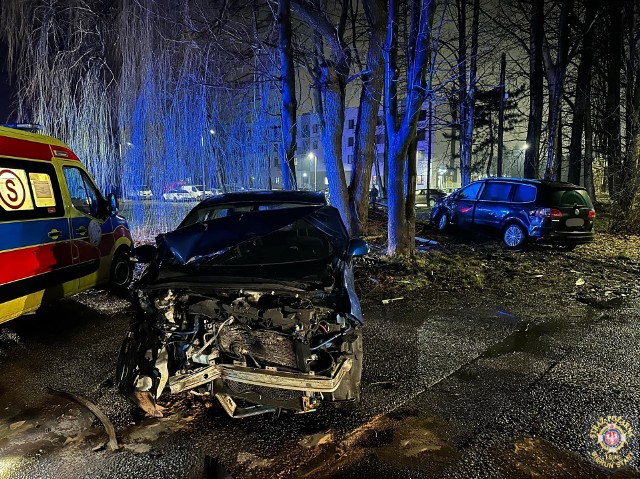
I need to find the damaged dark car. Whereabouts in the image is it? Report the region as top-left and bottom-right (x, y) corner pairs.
(116, 191), (368, 418)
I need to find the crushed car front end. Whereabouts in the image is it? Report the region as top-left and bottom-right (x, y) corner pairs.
(116, 200), (366, 418)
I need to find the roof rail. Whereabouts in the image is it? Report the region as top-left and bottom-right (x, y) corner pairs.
(0, 123), (44, 133)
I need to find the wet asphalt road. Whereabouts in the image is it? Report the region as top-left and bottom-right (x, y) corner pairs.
(1, 285), (639, 478)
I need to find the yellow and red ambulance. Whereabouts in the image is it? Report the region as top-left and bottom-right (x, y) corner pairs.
(0, 124), (133, 323)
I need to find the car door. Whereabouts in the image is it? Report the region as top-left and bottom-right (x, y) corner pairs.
(61, 164), (108, 290)
(474, 181), (515, 234)
(449, 182), (483, 228)
(0, 158), (72, 311)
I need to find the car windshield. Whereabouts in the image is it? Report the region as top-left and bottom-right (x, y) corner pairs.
(551, 188), (593, 207)
(191, 218), (334, 267)
(179, 202), (315, 228)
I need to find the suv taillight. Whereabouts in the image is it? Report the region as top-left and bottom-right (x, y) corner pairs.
(588, 209), (596, 220)
(534, 207), (563, 219)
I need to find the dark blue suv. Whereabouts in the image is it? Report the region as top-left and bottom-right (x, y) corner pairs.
(430, 178), (595, 249)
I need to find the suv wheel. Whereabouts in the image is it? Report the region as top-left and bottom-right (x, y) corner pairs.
(503, 223), (526, 249)
(437, 213), (448, 232)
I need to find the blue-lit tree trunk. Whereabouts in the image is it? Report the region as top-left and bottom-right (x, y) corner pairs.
(292, 0), (352, 231)
(384, 0), (437, 255)
(348, 0), (386, 235)
(278, 0), (297, 190)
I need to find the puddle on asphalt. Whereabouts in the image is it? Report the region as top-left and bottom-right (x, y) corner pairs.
(501, 437), (610, 478)
(374, 416), (459, 472)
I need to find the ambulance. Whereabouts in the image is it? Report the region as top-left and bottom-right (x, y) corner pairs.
(0, 124), (133, 323)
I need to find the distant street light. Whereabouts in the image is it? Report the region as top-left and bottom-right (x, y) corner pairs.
(307, 152), (317, 190)
(523, 143), (530, 150)
(209, 129), (216, 135)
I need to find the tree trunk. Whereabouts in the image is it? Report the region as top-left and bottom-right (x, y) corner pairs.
(543, 0), (574, 180)
(584, 96), (596, 200)
(406, 137), (418, 248)
(604, 2), (622, 198)
(278, 0), (297, 190)
(385, 0), (437, 255)
(568, 0), (595, 185)
(554, 109), (563, 180)
(457, 0), (469, 186)
(348, 0), (385, 236)
(497, 52), (506, 177)
(319, 64), (351, 229)
(524, 0), (544, 178)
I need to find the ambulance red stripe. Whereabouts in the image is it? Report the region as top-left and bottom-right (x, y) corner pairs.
(0, 135), (79, 161)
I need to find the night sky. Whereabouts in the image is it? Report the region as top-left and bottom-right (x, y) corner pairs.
(0, 40), (15, 123)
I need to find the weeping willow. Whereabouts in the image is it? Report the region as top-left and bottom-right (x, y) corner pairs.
(0, 0), (275, 235)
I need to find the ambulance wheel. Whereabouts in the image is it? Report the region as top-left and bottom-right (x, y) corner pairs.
(109, 249), (132, 297)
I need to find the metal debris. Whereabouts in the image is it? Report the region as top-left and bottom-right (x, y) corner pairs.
(47, 386), (119, 452)
(381, 297), (404, 305)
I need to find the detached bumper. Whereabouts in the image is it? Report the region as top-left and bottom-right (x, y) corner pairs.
(168, 357), (353, 394)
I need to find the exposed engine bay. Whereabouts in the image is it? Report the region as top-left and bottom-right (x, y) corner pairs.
(116, 286), (362, 418)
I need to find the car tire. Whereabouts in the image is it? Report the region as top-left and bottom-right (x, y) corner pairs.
(109, 249), (133, 296)
(503, 223), (526, 250)
(436, 213), (448, 232)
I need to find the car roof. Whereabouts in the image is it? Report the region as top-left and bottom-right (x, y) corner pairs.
(478, 177), (584, 189)
(197, 190), (327, 207)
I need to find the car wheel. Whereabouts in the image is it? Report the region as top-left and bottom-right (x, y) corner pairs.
(109, 250), (132, 296)
(503, 223), (526, 249)
(436, 213), (448, 232)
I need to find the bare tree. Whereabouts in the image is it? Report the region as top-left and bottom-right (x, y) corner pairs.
(278, 0), (298, 190)
(385, 0), (438, 255)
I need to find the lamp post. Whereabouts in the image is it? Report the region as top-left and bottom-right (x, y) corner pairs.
(307, 152), (317, 191)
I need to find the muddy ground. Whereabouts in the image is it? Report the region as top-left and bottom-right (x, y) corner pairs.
(1, 222), (640, 478)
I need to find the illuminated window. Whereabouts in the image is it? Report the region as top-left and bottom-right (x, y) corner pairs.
(417, 175), (425, 185)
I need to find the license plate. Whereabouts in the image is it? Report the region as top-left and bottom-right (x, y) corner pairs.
(566, 218), (584, 227)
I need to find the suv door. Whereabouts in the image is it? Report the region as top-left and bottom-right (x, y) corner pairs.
(474, 181), (515, 233)
(62, 165), (108, 290)
(449, 182), (483, 228)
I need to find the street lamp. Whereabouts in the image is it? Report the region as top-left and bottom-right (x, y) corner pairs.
(307, 152), (317, 191)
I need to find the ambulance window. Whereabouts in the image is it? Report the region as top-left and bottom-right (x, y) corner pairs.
(0, 157), (64, 222)
(63, 167), (101, 217)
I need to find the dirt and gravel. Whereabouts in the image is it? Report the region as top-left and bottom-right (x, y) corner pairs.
(1, 218), (640, 478)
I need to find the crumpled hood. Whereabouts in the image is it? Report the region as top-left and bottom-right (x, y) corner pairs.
(157, 205), (350, 265)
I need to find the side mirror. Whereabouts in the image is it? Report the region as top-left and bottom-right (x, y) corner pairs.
(130, 244), (157, 263)
(107, 192), (119, 216)
(348, 238), (369, 257)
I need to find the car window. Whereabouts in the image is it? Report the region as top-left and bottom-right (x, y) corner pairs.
(180, 203), (314, 228)
(513, 184), (537, 203)
(552, 189), (593, 207)
(457, 182), (482, 200)
(63, 166), (101, 217)
(0, 157), (64, 221)
(480, 182), (513, 202)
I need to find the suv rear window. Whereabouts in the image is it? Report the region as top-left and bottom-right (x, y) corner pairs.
(513, 184), (537, 203)
(480, 182), (512, 202)
(551, 189), (593, 207)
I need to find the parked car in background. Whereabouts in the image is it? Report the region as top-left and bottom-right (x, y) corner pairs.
(133, 185), (153, 200)
(162, 189), (192, 202)
(162, 185), (215, 202)
(116, 190), (368, 418)
(416, 188), (446, 207)
(430, 178), (595, 249)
